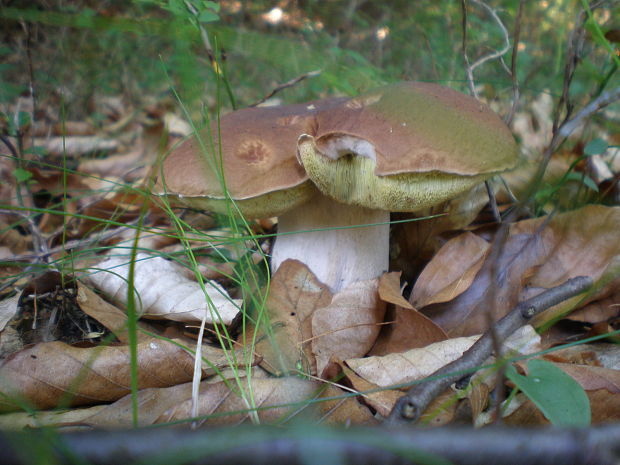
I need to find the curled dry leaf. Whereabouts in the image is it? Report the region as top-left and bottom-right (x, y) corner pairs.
(378, 272), (413, 309)
(413, 206), (620, 336)
(252, 260), (332, 376)
(312, 278), (386, 377)
(371, 271), (447, 355)
(369, 305), (448, 356)
(87, 253), (241, 325)
(411, 232), (490, 309)
(336, 361), (402, 417)
(0, 337), (238, 413)
(346, 325), (540, 388)
(0, 293), (20, 332)
(81, 377), (322, 428)
(76, 282), (151, 344)
(316, 384), (378, 426)
(566, 289), (620, 324)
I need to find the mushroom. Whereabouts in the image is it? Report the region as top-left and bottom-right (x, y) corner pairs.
(158, 82), (518, 293)
(275, 82), (518, 291)
(158, 98), (344, 219)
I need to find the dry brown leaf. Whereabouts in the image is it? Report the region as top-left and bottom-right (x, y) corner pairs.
(378, 272), (413, 309)
(312, 278), (386, 377)
(253, 260), (332, 376)
(419, 389), (459, 427)
(391, 183), (489, 281)
(545, 343), (620, 370)
(87, 253), (241, 325)
(369, 305), (447, 356)
(0, 337), (237, 413)
(415, 206), (620, 336)
(315, 384), (378, 426)
(348, 335), (479, 388)
(411, 232), (490, 309)
(564, 289), (620, 324)
(81, 377), (326, 428)
(550, 363), (620, 393)
(158, 377), (321, 426)
(0, 293), (19, 332)
(0, 404), (107, 431)
(76, 282), (153, 344)
(32, 136), (118, 157)
(347, 326), (540, 388)
(337, 361), (401, 417)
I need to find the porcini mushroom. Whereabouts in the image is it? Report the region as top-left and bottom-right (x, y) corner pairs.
(272, 82), (519, 291)
(157, 98), (343, 219)
(158, 82), (518, 294)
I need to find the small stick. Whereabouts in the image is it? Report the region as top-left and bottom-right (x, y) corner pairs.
(386, 275), (593, 424)
(249, 70), (322, 107)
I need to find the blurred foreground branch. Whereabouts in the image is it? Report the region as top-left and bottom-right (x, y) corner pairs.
(1, 424), (619, 465)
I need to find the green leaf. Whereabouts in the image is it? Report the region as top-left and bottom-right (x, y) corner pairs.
(24, 145), (47, 156)
(13, 168), (33, 183)
(197, 10), (219, 23)
(584, 138), (609, 156)
(203, 1), (220, 13)
(17, 111), (31, 130)
(564, 172), (599, 192)
(506, 359), (591, 426)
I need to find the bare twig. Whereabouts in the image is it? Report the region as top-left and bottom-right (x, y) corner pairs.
(249, 70), (322, 107)
(558, 85), (620, 139)
(461, 0), (512, 99)
(387, 276), (593, 425)
(504, 0), (525, 126)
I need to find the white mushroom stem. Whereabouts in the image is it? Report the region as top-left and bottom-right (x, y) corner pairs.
(271, 194), (389, 293)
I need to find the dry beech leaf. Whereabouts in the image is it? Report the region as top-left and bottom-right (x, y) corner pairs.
(548, 363), (620, 393)
(31, 136), (118, 157)
(87, 253), (241, 324)
(346, 326), (540, 388)
(76, 282), (154, 344)
(378, 272), (413, 309)
(336, 361), (402, 417)
(391, 183), (489, 280)
(315, 384), (377, 426)
(411, 232), (490, 309)
(81, 377), (323, 428)
(0, 293), (20, 332)
(371, 271), (447, 356)
(369, 305), (447, 356)
(546, 343), (620, 370)
(564, 289), (620, 324)
(415, 206), (620, 336)
(0, 404), (108, 431)
(0, 337), (238, 413)
(253, 260), (332, 376)
(312, 278), (386, 377)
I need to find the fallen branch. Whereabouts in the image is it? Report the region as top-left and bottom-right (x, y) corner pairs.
(387, 275), (593, 425)
(1, 424), (619, 465)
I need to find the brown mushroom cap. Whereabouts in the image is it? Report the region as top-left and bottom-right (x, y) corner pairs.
(157, 98), (346, 218)
(298, 82), (519, 211)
